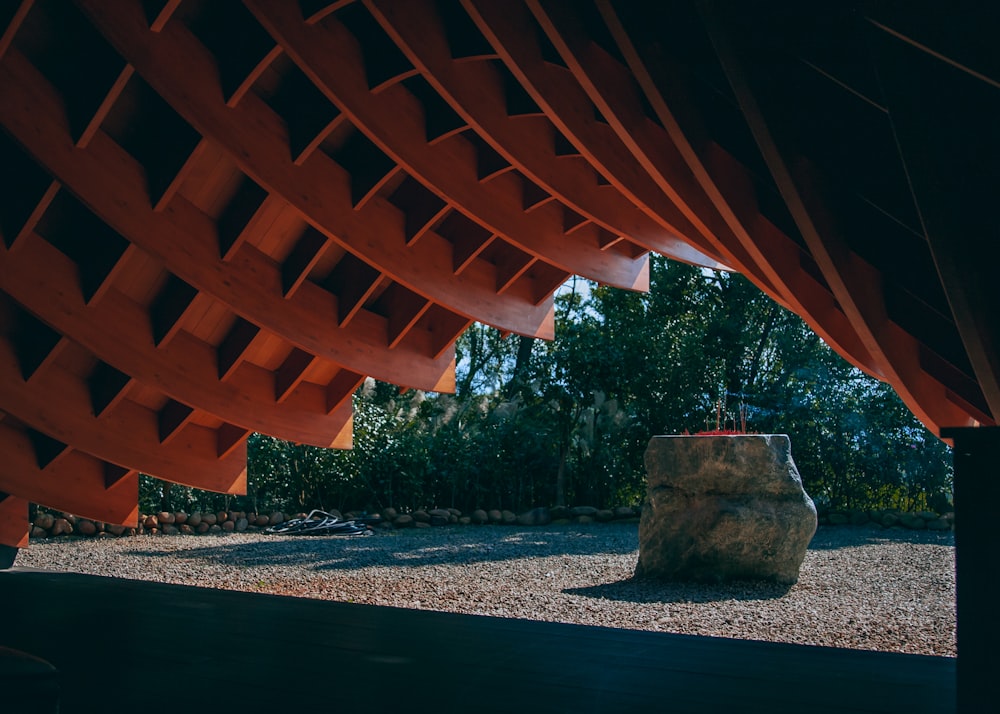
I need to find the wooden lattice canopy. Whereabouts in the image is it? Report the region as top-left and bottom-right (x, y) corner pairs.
(0, 0), (995, 547)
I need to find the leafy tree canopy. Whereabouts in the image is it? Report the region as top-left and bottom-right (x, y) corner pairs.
(142, 257), (951, 515)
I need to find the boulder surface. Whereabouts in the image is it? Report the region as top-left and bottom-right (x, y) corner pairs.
(636, 434), (817, 584)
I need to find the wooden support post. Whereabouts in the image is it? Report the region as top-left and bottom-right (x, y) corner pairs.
(940, 426), (1000, 713)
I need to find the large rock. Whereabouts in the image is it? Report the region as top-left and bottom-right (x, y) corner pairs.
(636, 435), (817, 585)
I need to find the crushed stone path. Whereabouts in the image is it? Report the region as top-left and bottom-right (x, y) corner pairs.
(16, 523), (955, 657)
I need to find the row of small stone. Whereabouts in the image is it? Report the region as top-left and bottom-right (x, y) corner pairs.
(380, 505), (641, 528)
(27, 505), (641, 539)
(817, 508), (954, 530)
(27, 504), (954, 539)
(28, 509), (283, 538)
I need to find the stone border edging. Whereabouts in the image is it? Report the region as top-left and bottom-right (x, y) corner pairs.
(25, 504), (954, 540)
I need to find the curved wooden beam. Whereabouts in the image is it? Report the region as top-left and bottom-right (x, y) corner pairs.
(75, 0), (559, 339)
(0, 494), (29, 549)
(0, 231), (357, 447)
(244, 0), (650, 292)
(0, 421), (140, 526)
(697, 0), (976, 432)
(869, 17), (1000, 422)
(0, 330), (248, 491)
(0, 48), (458, 391)
(594, 0), (878, 379)
(366, 0), (728, 272)
(462, 0), (737, 271)
(524, 1), (775, 287)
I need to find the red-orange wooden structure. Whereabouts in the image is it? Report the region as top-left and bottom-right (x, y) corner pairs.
(0, 1), (995, 709)
(1, 0), (992, 547)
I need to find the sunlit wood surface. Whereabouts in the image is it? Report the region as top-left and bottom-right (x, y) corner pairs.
(0, 1), (995, 549)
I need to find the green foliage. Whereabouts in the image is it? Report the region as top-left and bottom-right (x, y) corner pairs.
(143, 256), (952, 515)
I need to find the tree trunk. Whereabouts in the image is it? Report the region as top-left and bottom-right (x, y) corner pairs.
(745, 305), (779, 391)
(505, 335), (535, 396)
(555, 445), (568, 507)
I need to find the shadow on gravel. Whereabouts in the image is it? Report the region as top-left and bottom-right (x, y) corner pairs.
(124, 524), (639, 571)
(807, 526), (955, 551)
(564, 578), (792, 604)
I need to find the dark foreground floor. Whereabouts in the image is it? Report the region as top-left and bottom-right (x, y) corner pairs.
(0, 568), (955, 713)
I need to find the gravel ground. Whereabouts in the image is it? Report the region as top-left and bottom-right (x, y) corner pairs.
(15, 523), (955, 657)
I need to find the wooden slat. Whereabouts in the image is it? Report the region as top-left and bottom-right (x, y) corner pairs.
(25, 426), (69, 470)
(104, 462), (132, 489)
(0, 492), (29, 548)
(217, 317), (261, 381)
(380, 283), (432, 348)
(261, 59), (343, 164)
(157, 398), (194, 443)
(0, 0), (33, 62)
(76, 64), (135, 149)
(466, 0), (738, 272)
(154, 138), (214, 211)
(0, 493), (30, 548)
(324, 253), (383, 326)
(527, 0), (785, 286)
(0, 235), (359, 446)
(217, 175), (270, 259)
(216, 422), (249, 459)
(0, 165), (58, 250)
(496, 250), (536, 294)
(594, 0), (878, 379)
(280, 225), (329, 297)
(88, 359), (132, 416)
(0, 49), (458, 390)
(326, 131), (402, 209)
(0, 421), (139, 525)
(9, 303), (62, 381)
(324, 368), (363, 414)
(520, 262), (571, 306)
(70, 2), (556, 340)
(404, 74), (469, 144)
(696, 2), (976, 433)
(34, 187), (131, 305)
(335, 2), (418, 92)
(274, 348), (315, 402)
(869, 18), (1000, 423)
(387, 176), (450, 246)
(419, 305), (474, 360)
(245, 0), (651, 292)
(438, 212), (495, 275)
(0, 335), (247, 490)
(369, 0), (728, 271)
(150, 273), (198, 346)
(146, 0), (183, 32)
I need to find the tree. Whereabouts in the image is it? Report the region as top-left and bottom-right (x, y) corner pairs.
(164, 256), (951, 517)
